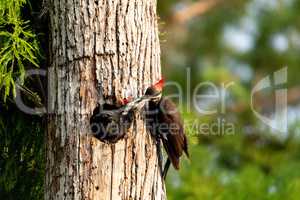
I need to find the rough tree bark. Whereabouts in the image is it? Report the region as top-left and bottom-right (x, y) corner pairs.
(46, 0), (166, 199)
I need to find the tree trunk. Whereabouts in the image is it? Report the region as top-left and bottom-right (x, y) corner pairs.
(46, 0), (166, 199)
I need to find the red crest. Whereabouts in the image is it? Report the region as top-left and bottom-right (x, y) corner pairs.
(153, 78), (164, 90)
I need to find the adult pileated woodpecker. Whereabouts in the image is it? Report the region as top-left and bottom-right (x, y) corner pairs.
(90, 79), (188, 178)
(144, 79), (189, 179)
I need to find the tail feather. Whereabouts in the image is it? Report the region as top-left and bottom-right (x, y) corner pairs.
(162, 137), (180, 170)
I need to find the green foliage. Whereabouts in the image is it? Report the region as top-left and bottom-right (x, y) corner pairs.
(0, 107), (44, 200)
(166, 111), (300, 200)
(160, 1), (300, 198)
(0, 0), (43, 199)
(0, 0), (40, 102)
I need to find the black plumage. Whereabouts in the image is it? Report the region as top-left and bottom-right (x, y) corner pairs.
(147, 97), (189, 177)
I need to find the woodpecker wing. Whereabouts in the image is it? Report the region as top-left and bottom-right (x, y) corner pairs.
(158, 98), (189, 170)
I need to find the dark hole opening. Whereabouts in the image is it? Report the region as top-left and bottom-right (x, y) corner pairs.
(90, 103), (134, 143)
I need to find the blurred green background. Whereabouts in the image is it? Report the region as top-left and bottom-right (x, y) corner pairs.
(1, 0), (300, 199)
(159, 0), (300, 199)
